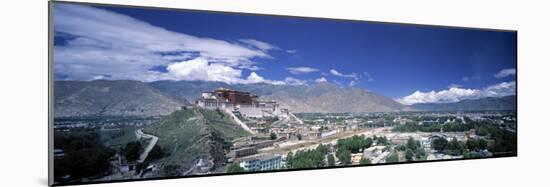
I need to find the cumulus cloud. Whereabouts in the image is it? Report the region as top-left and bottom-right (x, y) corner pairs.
(286, 67), (319, 74)
(315, 77), (327, 83)
(494, 68), (516, 78)
(163, 58), (290, 85)
(166, 58), (242, 84)
(53, 4), (280, 83)
(397, 81), (516, 105)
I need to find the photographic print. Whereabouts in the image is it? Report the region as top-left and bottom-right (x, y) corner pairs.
(50, 1), (517, 186)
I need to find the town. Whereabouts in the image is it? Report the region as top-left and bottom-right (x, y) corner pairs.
(53, 88), (517, 182)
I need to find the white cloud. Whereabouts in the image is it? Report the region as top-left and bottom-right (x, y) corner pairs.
(164, 58), (291, 85)
(484, 81), (516, 97)
(448, 84), (463, 88)
(494, 68), (516, 78)
(239, 39), (280, 51)
(284, 77), (308, 86)
(53, 4), (280, 82)
(330, 69), (357, 79)
(397, 81), (516, 105)
(286, 67), (319, 74)
(286, 49), (297, 54)
(166, 58), (243, 84)
(315, 77), (327, 83)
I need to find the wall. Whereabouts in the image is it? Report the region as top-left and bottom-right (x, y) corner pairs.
(1, 0), (549, 187)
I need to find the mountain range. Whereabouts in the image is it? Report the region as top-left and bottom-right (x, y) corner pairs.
(411, 95), (516, 111)
(54, 80), (516, 117)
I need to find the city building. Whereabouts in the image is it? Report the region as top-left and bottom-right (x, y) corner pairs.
(239, 154), (282, 171)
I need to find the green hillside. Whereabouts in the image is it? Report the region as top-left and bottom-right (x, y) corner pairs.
(143, 108), (251, 168)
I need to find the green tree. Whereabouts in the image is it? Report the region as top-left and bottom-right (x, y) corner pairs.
(227, 163), (245, 173)
(386, 151), (399, 163)
(286, 151), (294, 168)
(406, 137), (421, 151)
(123, 141), (142, 162)
(405, 149), (414, 161)
(478, 139), (488, 150)
(446, 138), (466, 156)
(336, 148), (351, 165)
(360, 158), (371, 165)
(327, 154), (335, 167)
(415, 148), (427, 160)
(146, 144), (164, 161)
(53, 130), (115, 180)
(431, 137), (448, 152)
(377, 136), (389, 146)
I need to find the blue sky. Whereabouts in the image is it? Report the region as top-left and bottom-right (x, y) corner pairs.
(53, 3), (516, 104)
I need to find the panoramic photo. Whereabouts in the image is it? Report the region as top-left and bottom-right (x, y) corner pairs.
(51, 2), (517, 185)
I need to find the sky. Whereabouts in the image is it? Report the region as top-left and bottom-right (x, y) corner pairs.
(52, 3), (517, 105)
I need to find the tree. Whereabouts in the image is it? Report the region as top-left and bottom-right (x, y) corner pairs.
(287, 148), (325, 169)
(405, 149), (414, 161)
(415, 148), (427, 160)
(446, 138), (466, 156)
(123, 141), (142, 162)
(336, 148), (351, 165)
(227, 163), (245, 173)
(270, 132), (277, 140)
(478, 139), (488, 150)
(147, 145), (164, 161)
(53, 130), (115, 180)
(406, 137), (421, 151)
(327, 154), (335, 167)
(386, 151), (399, 163)
(377, 136), (389, 146)
(286, 152), (294, 168)
(360, 158), (371, 165)
(467, 139), (480, 151)
(431, 137), (448, 152)
(395, 144), (407, 151)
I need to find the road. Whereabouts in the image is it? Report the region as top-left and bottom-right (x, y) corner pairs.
(135, 128), (159, 163)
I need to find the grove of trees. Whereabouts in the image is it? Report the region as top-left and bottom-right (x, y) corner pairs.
(53, 130), (115, 181)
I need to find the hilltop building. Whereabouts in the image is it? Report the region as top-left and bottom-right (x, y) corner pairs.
(196, 88), (286, 118)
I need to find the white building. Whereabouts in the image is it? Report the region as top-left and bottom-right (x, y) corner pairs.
(239, 154), (282, 172)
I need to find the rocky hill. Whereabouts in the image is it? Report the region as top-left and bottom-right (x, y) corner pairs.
(143, 108), (251, 175)
(262, 83), (407, 113)
(54, 80), (185, 117)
